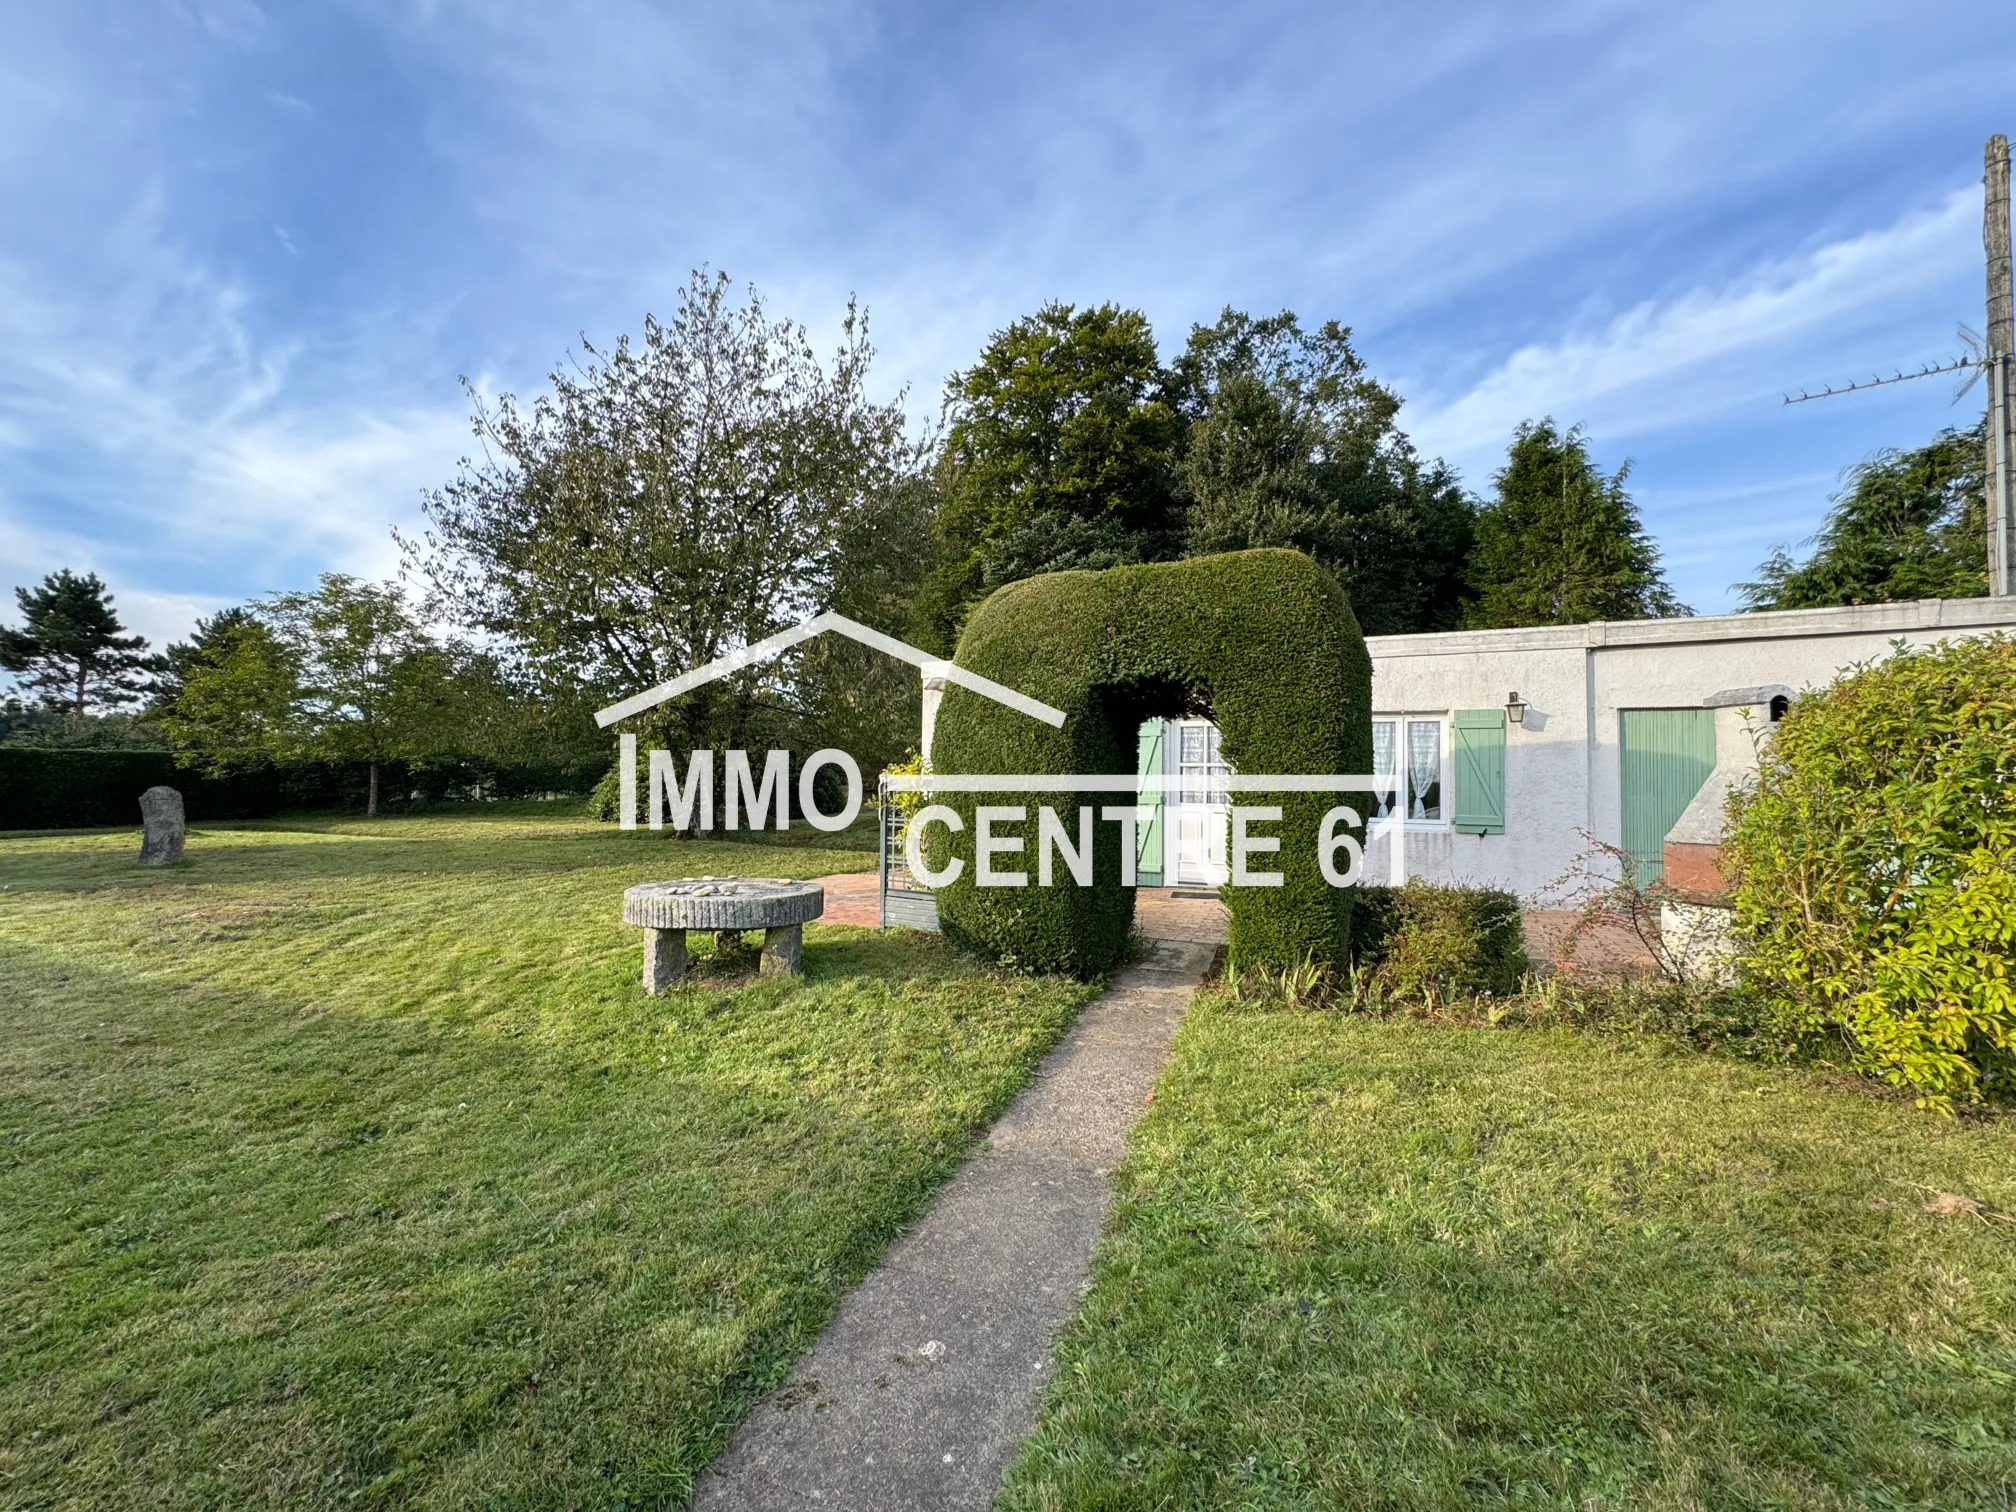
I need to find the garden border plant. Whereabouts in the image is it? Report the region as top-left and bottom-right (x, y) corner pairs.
(1724, 633), (2016, 1111)
(930, 548), (1372, 977)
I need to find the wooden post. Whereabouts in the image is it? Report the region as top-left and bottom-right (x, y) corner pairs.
(1988, 134), (2014, 596)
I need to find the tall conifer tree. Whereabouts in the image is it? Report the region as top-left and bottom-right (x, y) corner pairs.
(1464, 420), (1684, 628)
(1737, 423), (1987, 609)
(0, 570), (160, 712)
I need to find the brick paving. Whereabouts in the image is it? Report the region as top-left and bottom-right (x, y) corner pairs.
(811, 872), (1656, 972)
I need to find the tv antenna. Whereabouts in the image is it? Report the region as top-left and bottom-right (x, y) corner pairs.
(1781, 136), (2014, 596)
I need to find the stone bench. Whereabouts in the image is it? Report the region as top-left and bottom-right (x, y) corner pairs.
(622, 878), (825, 993)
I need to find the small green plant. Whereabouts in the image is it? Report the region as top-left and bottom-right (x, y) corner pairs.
(1723, 635), (2016, 1111)
(1349, 881), (1525, 1008)
(1223, 952), (1337, 1008)
(880, 750), (927, 821)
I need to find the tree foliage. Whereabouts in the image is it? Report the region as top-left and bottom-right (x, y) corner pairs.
(1723, 635), (2016, 1110)
(920, 302), (1185, 647)
(152, 607), (258, 714)
(1737, 423), (1987, 610)
(163, 575), (456, 815)
(0, 570), (160, 713)
(1174, 309), (1475, 635)
(405, 271), (924, 757)
(1463, 420), (1685, 628)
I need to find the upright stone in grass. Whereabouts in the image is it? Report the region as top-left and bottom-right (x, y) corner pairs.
(622, 878), (824, 993)
(137, 786), (185, 866)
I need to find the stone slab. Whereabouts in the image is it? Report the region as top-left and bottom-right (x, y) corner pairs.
(623, 878), (824, 932)
(137, 785), (185, 867)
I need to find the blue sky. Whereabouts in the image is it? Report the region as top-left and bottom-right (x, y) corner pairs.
(3, 0), (2013, 649)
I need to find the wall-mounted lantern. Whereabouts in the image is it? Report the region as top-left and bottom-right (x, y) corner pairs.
(1505, 690), (1529, 726)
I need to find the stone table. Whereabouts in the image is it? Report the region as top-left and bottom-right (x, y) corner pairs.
(622, 877), (825, 993)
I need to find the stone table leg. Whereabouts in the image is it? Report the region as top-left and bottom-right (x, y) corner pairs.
(644, 927), (688, 994)
(760, 923), (804, 978)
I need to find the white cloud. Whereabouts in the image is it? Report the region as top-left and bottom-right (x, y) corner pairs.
(1403, 188), (1980, 475)
(0, 237), (467, 629)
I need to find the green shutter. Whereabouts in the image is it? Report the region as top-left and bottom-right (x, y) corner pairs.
(1620, 709), (1716, 883)
(1452, 709), (1505, 835)
(1135, 719), (1164, 885)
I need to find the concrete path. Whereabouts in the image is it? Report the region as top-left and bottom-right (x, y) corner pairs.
(693, 936), (1215, 1511)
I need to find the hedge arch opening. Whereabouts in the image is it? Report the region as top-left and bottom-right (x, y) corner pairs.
(928, 549), (1373, 977)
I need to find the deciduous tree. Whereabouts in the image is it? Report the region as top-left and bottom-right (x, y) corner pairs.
(152, 606), (259, 714)
(164, 576), (455, 815)
(405, 271), (923, 759)
(1175, 309), (1475, 634)
(920, 302), (1185, 647)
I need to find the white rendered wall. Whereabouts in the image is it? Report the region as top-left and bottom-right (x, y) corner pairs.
(1364, 597), (2016, 898)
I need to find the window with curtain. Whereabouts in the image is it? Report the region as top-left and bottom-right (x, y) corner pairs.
(1371, 716), (1443, 822)
(1178, 722), (1231, 805)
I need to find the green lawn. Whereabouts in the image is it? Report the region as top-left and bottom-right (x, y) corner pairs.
(0, 805), (1091, 1508)
(1002, 992), (2016, 1511)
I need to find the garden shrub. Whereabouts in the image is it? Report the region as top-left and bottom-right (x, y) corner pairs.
(931, 549), (1372, 977)
(1350, 881), (1526, 1005)
(1723, 634), (2016, 1110)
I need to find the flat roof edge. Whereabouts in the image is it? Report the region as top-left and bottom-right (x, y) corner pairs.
(1366, 597), (2016, 657)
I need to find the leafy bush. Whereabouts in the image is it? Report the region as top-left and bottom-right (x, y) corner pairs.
(1723, 635), (2016, 1110)
(0, 748), (608, 830)
(587, 764), (621, 821)
(1350, 881), (1526, 1006)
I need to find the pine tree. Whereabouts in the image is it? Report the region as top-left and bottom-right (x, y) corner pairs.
(152, 605), (259, 712)
(1463, 421), (1685, 628)
(0, 570), (161, 712)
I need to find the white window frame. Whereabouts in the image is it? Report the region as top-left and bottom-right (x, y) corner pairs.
(1371, 713), (1451, 831)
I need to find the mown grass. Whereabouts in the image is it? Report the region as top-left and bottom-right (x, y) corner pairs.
(0, 804), (1091, 1508)
(1001, 990), (2016, 1511)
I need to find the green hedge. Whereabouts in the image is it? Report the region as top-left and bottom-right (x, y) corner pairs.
(0, 750), (611, 831)
(0, 750), (282, 830)
(931, 548), (1372, 977)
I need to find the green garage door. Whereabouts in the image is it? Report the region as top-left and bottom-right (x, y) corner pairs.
(1620, 709), (1715, 882)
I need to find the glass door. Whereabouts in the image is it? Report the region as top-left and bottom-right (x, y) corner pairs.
(1167, 719), (1232, 886)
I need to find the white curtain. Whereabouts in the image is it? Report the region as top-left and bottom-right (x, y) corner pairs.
(1407, 721), (1440, 820)
(1371, 721), (1398, 817)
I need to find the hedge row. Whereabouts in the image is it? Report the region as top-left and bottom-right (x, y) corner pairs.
(0, 749), (610, 831)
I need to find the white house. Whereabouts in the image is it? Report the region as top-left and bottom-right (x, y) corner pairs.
(1136, 595), (2016, 896)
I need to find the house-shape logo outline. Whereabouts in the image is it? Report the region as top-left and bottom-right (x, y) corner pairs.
(593, 610), (1067, 729)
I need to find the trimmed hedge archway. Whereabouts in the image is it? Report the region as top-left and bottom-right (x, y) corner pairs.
(930, 548), (1372, 977)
